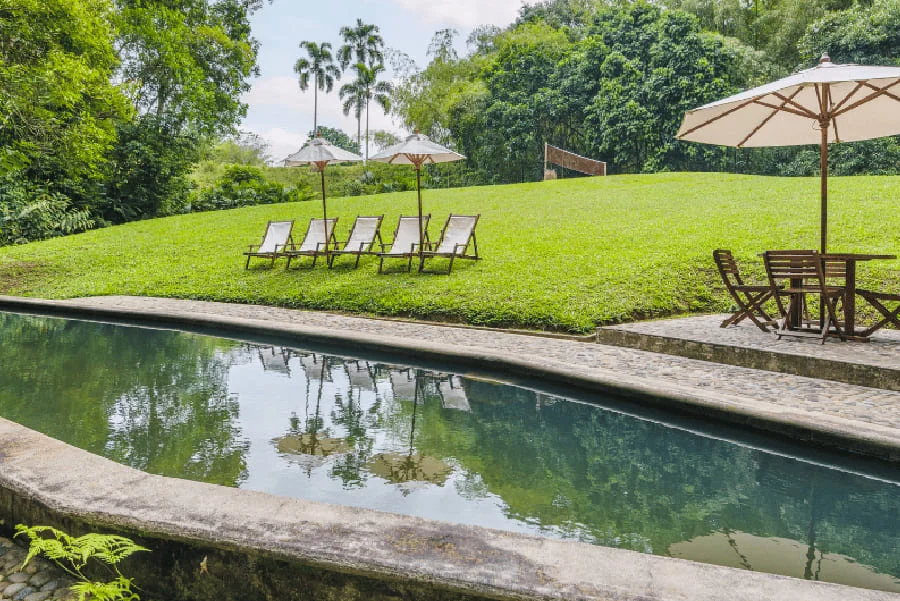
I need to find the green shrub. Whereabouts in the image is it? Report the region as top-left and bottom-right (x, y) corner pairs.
(191, 165), (310, 212)
(0, 175), (95, 246)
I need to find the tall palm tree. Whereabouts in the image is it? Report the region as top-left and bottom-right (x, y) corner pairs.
(294, 41), (340, 136)
(357, 62), (393, 162)
(338, 20), (384, 151)
(339, 77), (365, 153)
(338, 19), (384, 71)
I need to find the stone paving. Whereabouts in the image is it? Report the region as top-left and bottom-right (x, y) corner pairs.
(52, 296), (900, 437)
(606, 313), (900, 370)
(0, 537), (74, 601)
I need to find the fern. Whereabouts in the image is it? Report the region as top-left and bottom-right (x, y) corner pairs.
(15, 524), (149, 601)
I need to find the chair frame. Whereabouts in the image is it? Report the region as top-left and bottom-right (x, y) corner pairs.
(377, 214), (431, 273)
(284, 217), (338, 269)
(243, 220), (294, 269)
(420, 214), (481, 274)
(327, 215), (384, 269)
(763, 250), (845, 344)
(856, 288), (900, 336)
(712, 249), (776, 331)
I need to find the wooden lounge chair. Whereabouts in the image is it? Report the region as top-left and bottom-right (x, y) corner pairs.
(856, 287), (900, 336)
(377, 215), (430, 273)
(763, 250), (845, 344)
(244, 220), (294, 269)
(712, 249), (777, 331)
(327, 215), (384, 268)
(284, 217), (338, 269)
(420, 214), (480, 274)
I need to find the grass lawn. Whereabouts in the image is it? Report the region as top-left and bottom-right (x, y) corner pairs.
(1, 172), (899, 334)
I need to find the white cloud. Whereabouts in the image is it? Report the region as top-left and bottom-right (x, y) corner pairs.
(387, 0), (530, 27)
(242, 76), (400, 162)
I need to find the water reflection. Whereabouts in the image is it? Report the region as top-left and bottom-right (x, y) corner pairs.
(1, 312), (898, 592)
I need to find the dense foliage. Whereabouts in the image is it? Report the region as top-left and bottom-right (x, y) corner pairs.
(0, 0), (259, 244)
(192, 164), (308, 211)
(393, 0), (900, 183)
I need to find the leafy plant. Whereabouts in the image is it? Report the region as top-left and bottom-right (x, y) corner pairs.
(192, 165), (307, 212)
(15, 524), (149, 601)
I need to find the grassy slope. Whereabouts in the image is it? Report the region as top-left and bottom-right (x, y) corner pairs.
(2, 172), (899, 334)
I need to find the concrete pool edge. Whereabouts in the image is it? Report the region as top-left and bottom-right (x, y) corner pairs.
(2, 295), (898, 463)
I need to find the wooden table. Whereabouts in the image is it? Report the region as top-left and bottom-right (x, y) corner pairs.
(821, 253), (896, 340)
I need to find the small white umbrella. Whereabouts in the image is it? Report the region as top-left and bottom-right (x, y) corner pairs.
(370, 132), (465, 270)
(677, 53), (900, 253)
(284, 136), (363, 254)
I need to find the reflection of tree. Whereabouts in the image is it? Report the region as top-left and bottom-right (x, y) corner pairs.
(408, 379), (900, 579)
(0, 313), (249, 487)
(328, 362), (379, 488)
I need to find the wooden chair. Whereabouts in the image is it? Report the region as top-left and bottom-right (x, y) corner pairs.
(712, 249), (776, 331)
(763, 250), (845, 344)
(856, 288), (900, 336)
(327, 215), (384, 269)
(420, 214), (480, 274)
(284, 217), (338, 269)
(243, 220), (294, 269)
(377, 215), (430, 273)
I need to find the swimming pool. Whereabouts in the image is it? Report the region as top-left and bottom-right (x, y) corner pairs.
(1, 311), (897, 592)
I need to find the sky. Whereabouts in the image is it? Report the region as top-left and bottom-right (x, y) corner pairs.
(242, 0), (535, 161)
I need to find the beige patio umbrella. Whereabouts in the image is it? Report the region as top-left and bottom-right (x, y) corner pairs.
(677, 53), (900, 253)
(284, 136), (363, 254)
(369, 132), (465, 270)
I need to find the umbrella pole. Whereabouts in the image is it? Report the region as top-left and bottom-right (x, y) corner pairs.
(416, 165), (424, 272)
(320, 166), (329, 261)
(820, 125), (828, 254)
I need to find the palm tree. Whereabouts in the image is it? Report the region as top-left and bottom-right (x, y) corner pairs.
(338, 20), (384, 151)
(357, 62), (393, 161)
(338, 19), (384, 71)
(339, 78), (365, 153)
(294, 41), (340, 136)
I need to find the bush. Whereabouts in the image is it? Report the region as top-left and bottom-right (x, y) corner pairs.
(191, 165), (310, 212)
(0, 175), (95, 246)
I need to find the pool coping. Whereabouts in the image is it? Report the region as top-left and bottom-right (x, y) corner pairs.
(1, 295), (899, 601)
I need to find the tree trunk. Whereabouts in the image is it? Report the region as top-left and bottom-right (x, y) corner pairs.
(365, 91), (370, 163)
(313, 76), (318, 136)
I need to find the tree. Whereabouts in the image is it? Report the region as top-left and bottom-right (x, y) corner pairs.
(357, 62), (393, 161)
(306, 126), (360, 154)
(0, 0), (130, 207)
(294, 41), (340, 136)
(338, 19), (385, 148)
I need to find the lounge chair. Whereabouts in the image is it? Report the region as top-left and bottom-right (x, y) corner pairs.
(243, 220), (294, 269)
(420, 214), (480, 273)
(763, 250), (845, 344)
(377, 215), (431, 273)
(712, 249), (777, 331)
(327, 215), (384, 268)
(284, 217), (338, 269)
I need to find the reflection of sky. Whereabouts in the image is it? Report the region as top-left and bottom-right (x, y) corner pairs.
(228, 354), (595, 540)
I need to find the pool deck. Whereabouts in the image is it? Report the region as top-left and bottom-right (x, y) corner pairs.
(0, 295), (899, 601)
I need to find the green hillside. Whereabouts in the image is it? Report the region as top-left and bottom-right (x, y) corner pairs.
(2, 172), (899, 334)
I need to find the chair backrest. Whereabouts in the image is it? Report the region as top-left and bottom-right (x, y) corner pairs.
(388, 215), (429, 254)
(712, 249), (744, 289)
(433, 214), (479, 255)
(258, 220), (294, 254)
(297, 218), (337, 252)
(344, 216), (383, 252)
(763, 250), (823, 288)
(821, 256), (848, 283)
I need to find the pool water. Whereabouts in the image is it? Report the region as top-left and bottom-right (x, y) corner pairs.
(1, 312), (898, 592)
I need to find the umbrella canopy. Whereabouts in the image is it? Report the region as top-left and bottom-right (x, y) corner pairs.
(370, 132), (465, 270)
(283, 137), (363, 255)
(677, 53), (900, 253)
